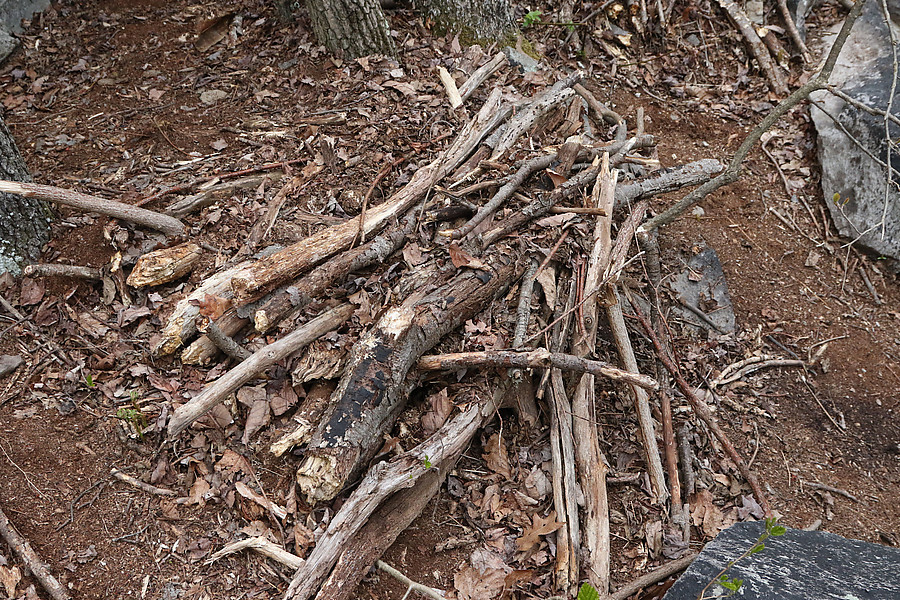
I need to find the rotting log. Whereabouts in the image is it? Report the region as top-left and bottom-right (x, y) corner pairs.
(284, 385), (504, 600)
(153, 260), (254, 357)
(293, 250), (524, 505)
(166, 303), (355, 437)
(126, 242), (202, 288)
(228, 89), (512, 303)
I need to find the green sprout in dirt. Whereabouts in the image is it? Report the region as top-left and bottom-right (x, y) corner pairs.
(697, 518), (786, 600)
(84, 373), (96, 388)
(115, 391), (148, 440)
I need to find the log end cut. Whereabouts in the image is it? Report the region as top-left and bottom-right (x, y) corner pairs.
(127, 242), (202, 288)
(296, 447), (360, 504)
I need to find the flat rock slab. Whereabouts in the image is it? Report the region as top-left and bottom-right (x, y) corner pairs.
(663, 521), (900, 599)
(670, 246), (736, 335)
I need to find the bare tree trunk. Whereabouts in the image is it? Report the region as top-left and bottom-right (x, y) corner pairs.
(305, 0), (395, 58)
(0, 118), (49, 276)
(415, 0), (515, 42)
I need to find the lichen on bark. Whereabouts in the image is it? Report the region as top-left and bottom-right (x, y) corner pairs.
(416, 0), (516, 44)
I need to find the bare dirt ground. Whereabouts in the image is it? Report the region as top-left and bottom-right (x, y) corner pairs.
(0, 1), (898, 599)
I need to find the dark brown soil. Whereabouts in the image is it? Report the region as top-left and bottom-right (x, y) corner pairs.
(0, 1), (897, 599)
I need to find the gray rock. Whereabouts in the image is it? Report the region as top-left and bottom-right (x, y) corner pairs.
(502, 47), (541, 73)
(810, 0), (900, 266)
(664, 521), (900, 599)
(669, 246), (736, 335)
(0, 0), (50, 63)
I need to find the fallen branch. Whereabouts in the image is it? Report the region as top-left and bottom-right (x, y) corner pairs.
(166, 303), (354, 437)
(0, 502), (72, 600)
(716, 0), (788, 94)
(458, 51), (507, 102)
(284, 386), (502, 600)
(0, 180), (185, 237)
(608, 553), (698, 600)
(110, 468), (176, 496)
(640, 0), (867, 231)
(23, 263), (103, 280)
(417, 348), (658, 390)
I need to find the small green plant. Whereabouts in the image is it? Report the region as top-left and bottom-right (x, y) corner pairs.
(84, 373), (96, 388)
(423, 455), (433, 470)
(697, 518), (786, 600)
(576, 582), (599, 600)
(522, 10), (543, 28)
(115, 393), (148, 440)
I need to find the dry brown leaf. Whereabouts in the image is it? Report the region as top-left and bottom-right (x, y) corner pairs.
(187, 477), (211, 507)
(454, 549), (511, 600)
(483, 432), (512, 479)
(448, 242), (487, 270)
(19, 277), (43, 305)
(242, 398), (270, 445)
(690, 489), (725, 538)
(0, 565), (21, 598)
(194, 13), (234, 52)
(421, 387), (452, 435)
(190, 293), (232, 320)
(515, 511), (563, 552)
(215, 448), (253, 476)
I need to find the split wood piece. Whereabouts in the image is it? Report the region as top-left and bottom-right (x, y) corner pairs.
(183, 214), (415, 365)
(313, 465), (449, 600)
(608, 553), (698, 600)
(271, 381), (336, 456)
(254, 214), (417, 333)
(207, 536), (304, 569)
(458, 51), (507, 102)
(228, 89), (511, 303)
(417, 349), (658, 390)
(570, 158), (615, 594)
(451, 154), (555, 240)
(23, 263), (103, 280)
(126, 242), (202, 288)
(639, 230), (683, 514)
(0, 180), (184, 237)
(165, 173), (281, 217)
(166, 303), (354, 437)
(153, 260), (254, 357)
(628, 297), (772, 516)
(547, 275), (580, 594)
(110, 468), (176, 496)
(438, 66), (463, 109)
(640, 0), (867, 232)
(0, 502), (72, 600)
(294, 254), (524, 504)
(488, 72), (583, 163)
(607, 289), (668, 504)
(284, 384), (502, 600)
(715, 0), (788, 94)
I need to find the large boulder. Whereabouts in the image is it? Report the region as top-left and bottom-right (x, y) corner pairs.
(0, 0), (50, 63)
(810, 0), (900, 267)
(664, 521), (900, 599)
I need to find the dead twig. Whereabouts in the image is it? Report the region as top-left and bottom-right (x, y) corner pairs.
(110, 468), (176, 496)
(417, 348), (658, 390)
(0, 503), (72, 600)
(0, 180), (185, 236)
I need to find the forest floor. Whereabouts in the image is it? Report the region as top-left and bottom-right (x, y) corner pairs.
(0, 0), (898, 599)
